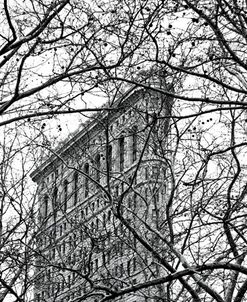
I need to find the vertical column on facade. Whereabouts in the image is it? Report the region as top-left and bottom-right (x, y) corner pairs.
(115, 136), (121, 172)
(41, 194), (48, 224)
(111, 138), (117, 173)
(126, 129), (132, 167)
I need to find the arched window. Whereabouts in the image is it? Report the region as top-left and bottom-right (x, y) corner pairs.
(95, 154), (100, 183)
(52, 187), (58, 211)
(119, 136), (125, 171)
(43, 195), (48, 218)
(51, 187), (58, 218)
(132, 126), (138, 162)
(73, 172), (78, 206)
(84, 163), (89, 198)
(63, 180), (68, 212)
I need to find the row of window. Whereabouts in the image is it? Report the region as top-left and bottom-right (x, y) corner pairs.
(41, 228), (138, 274)
(37, 255), (138, 301)
(42, 171), (79, 218)
(40, 184), (162, 249)
(42, 127), (139, 218)
(37, 280), (99, 302)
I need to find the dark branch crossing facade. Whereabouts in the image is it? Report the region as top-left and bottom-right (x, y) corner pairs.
(31, 83), (173, 302)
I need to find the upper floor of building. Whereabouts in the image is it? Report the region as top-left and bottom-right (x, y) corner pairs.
(31, 84), (173, 229)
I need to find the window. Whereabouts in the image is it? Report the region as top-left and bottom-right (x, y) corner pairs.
(57, 282), (60, 293)
(121, 182), (124, 193)
(133, 236), (137, 248)
(77, 287), (81, 296)
(162, 184), (167, 195)
(145, 188), (148, 200)
(119, 223), (124, 234)
(61, 279), (64, 291)
(107, 250), (111, 264)
(95, 154), (100, 183)
(152, 208), (159, 220)
(132, 126), (138, 162)
(47, 269), (51, 281)
(117, 241), (123, 255)
(107, 145), (112, 172)
(84, 163), (89, 197)
(119, 136), (125, 171)
(52, 248), (55, 259)
(133, 257), (137, 271)
(51, 285), (54, 296)
(73, 172), (78, 206)
(145, 167), (149, 180)
(120, 263), (123, 277)
(152, 187), (159, 204)
(68, 254), (71, 264)
(37, 293), (40, 302)
(108, 210), (111, 221)
(102, 253), (106, 265)
(47, 285), (50, 297)
(67, 275), (71, 288)
(115, 185), (119, 197)
(43, 195), (48, 218)
(152, 165), (159, 179)
(52, 187), (58, 211)
(133, 192), (137, 210)
(115, 265), (118, 277)
(128, 197), (132, 209)
(63, 180), (68, 212)
(145, 111), (150, 123)
(69, 236), (72, 248)
(127, 260), (131, 275)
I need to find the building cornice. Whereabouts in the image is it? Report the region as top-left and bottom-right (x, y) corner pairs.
(30, 85), (146, 183)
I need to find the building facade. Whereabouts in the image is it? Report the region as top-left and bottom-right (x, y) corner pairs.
(31, 83), (173, 302)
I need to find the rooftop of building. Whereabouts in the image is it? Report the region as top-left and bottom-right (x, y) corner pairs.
(30, 71), (172, 182)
